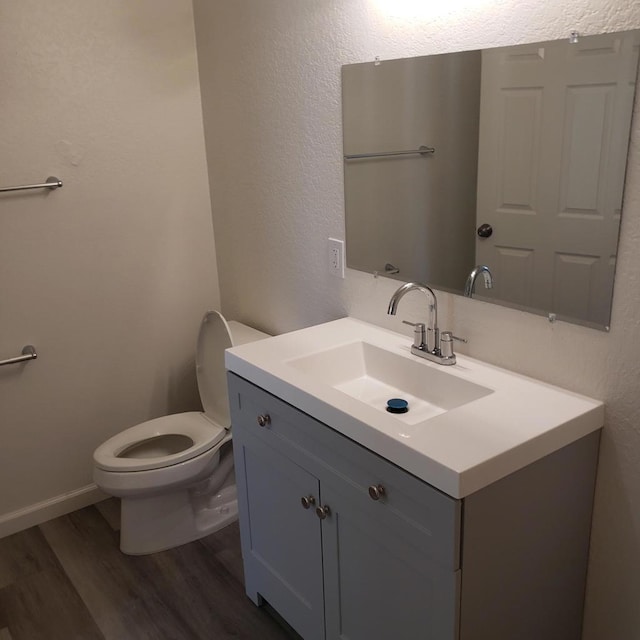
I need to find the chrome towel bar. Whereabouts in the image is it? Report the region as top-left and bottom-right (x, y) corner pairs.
(344, 146), (435, 160)
(0, 176), (63, 193)
(0, 345), (38, 367)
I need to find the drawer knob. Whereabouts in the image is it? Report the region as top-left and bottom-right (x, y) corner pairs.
(368, 484), (386, 500)
(257, 414), (271, 427)
(301, 495), (316, 509)
(315, 505), (331, 520)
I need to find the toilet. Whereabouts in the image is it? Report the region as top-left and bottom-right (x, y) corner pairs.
(93, 311), (268, 555)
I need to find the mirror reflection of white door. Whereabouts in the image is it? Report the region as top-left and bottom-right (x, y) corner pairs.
(475, 32), (639, 326)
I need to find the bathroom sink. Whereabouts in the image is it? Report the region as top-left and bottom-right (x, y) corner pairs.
(225, 317), (604, 497)
(287, 341), (492, 425)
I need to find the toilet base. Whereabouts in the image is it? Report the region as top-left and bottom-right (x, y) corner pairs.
(119, 475), (238, 555)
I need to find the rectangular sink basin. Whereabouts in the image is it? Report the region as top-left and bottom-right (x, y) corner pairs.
(226, 317), (604, 497)
(287, 341), (493, 425)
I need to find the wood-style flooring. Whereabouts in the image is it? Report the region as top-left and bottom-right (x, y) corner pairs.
(0, 499), (300, 640)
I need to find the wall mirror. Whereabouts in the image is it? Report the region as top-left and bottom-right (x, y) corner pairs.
(342, 29), (639, 330)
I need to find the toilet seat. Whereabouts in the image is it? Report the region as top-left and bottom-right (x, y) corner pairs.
(91, 312), (270, 554)
(94, 311), (237, 475)
(93, 412), (226, 473)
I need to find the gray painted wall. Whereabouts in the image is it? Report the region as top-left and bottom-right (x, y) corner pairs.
(0, 0), (220, 531)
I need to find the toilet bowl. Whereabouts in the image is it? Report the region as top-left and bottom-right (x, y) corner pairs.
(93, 311), (268, 555)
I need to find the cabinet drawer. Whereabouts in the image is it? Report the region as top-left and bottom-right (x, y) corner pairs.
(229, 373), (461, 570)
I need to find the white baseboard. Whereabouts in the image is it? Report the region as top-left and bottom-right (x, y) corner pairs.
(0, 484), (108, 539)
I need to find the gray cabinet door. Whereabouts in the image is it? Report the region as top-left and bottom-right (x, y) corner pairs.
(321, 483), (459, 640)
(235, 435), (325, 640)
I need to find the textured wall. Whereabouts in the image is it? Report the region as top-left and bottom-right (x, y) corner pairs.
(0, 1), (218, 525)
(194, 1), (640, 637)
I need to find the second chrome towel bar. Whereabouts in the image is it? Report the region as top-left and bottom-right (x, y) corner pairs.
(0, 176), (63, 193)
(0, 345), (38, 367)
(344, 145), (435, 160)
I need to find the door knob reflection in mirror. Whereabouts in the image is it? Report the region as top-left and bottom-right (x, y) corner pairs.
(477, 224), (493, 238)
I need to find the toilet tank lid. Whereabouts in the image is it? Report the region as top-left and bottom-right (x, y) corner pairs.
(196, 311), (270, 427)
(227, 320), (270, 346)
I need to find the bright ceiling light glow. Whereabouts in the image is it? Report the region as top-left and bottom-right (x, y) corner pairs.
(373, 0), (490, 20)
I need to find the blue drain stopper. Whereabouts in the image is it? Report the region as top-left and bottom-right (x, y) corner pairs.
(386, 398), (409, 414)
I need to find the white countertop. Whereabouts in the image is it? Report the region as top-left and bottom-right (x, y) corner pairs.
(225, 317), (603, 498)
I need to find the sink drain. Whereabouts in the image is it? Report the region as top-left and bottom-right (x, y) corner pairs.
(386, 398), (409, 414)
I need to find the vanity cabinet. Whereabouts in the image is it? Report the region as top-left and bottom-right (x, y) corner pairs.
(229, 372), (600, 640)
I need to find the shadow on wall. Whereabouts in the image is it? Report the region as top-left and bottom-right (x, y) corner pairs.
(150, 359), (201, 418)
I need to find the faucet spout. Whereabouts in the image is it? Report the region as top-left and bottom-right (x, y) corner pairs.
(387, 281), (461, 365)
(387, 282), (439, 352)
(387, 281), (438, 321)
(464, 265), (493, 298)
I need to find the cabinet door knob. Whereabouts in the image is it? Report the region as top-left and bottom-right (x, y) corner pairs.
(315, 505), (331, 520)
(301, 495), (316, 509)
(368, 484), (386, 500)
(257, 414), (271, 427)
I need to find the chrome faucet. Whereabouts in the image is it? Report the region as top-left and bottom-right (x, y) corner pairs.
(464, 265), (493, 298)
(387, 282), (460, 365)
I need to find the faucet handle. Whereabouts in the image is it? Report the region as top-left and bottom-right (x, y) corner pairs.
(440, 331), (468, 343)
(402, 320), (426, 348)
(440, 331), (468, 359)
(440, 331), (454, 358)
